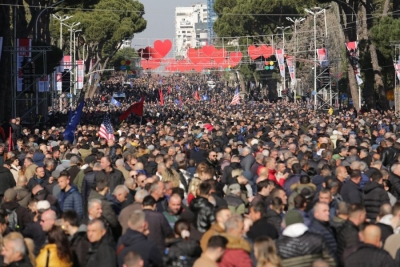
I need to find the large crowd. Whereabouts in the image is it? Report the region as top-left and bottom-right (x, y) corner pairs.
(0, 73), (399, 267)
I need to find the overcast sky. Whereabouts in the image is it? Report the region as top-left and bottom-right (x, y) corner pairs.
(133, 0), (199, 46)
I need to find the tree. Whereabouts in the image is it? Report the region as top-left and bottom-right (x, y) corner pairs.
(56, 0), (146, 97)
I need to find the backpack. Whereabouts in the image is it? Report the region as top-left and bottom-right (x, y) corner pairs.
(6, 209), (19, 231)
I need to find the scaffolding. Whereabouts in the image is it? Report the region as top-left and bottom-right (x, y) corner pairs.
(207, 0), (216, 44)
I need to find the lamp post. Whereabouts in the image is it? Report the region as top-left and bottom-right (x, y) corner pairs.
(70, 28), (81, 95)
(52, 14), (73, 49)
(276, 26), (290, 98)
(34, 0), (65, 42)
(305, 7), (324, 111)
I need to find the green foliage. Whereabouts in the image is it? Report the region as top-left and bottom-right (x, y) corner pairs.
(370, 17), (400, 58)
(111, 48), (139, 70)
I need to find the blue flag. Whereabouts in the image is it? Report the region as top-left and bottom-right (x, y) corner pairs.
(110, 97), (121, 107)
(159, 79), (163, 84)
(63, 96), (85, 143)
(176, 85), (180, 90)
(202, 94), (209, 101)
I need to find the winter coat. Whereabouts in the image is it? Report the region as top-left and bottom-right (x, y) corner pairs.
(14, 186), (31, 208)
(200, 223), (225, 252)
(224, 194), (245, 215)
(72, 169), (85, 193)
(309, 219), (337, 253)
(165, 238), (202, 266)
(88, 190), (118, 228)
(265, 209), (282, 235)
(344, 243), (396, 267)
(381, 146), (397, 168)
(22, 220), (46, 255)
(67, 165), (81, 184)
(363, 181), (390, 222)
(0, 167), (16, 196)
(189, 196), (215, 233)
(118, 202), (142, 234)
(143, 209), (174, 253)
(337, 220), (360, 264)
(240, 154), (255, 172)
(218, 234), (253, 267)
(247, 217), (279, 241)
(81, 168), (97, 205)
(222, 162), (243, 186)
(70, 225), (90, 267)
(24, 163), (38, 180)
(117, 228), (163, 267)
(275, 223), (336, 267)
(340, 180), (363, 204)
(94, 168), (124, 193)
(288, 183), (316, 210)
(389, 173), (400, 199)
(85, 236), (116, 267)
(26, 175), (49, 192)
(36, 243), (73, 267)
(8, 258), (32, 267)
(1, 201), (33, 231)
(284, 174), (301, 196)
(58, 185), (83, 221)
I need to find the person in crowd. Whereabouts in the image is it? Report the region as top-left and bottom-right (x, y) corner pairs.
(95, 156), (124, 193)
(2, 233), (33, 267)
(57, 170), (83, 221)
(123, 251), (143, 267)
(194, 235), (228, 267)
(36, 225), (73, 267)
(224, 183), (246, 215)
(363, 170), (390, 222)
(247, 201), (279, 241)
(344, 225), (396, 267)
(189, 182), (215, 233)
(85, 219), (117, 267)
(340, 170), (363, 204)
(266, 197), (284, 235)
(1, 188), (32, 231)
(27, 166), (49, 192)
(253, 236), (282, 267)
(119, 189), (148, 234)
(309, 202), (337, 253)
(117, 210), (163, 267)
(164, 219), (202, 266)
(275, 210), (336, 267)
(200, 207), (231, 252)
(163, 193), (183, 228)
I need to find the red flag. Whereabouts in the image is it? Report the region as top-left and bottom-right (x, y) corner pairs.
(159, 89), (164, 106)
(8, 127), (12, 152)
(118, 96), (144, 121)
(194, 91), (200, 101)
(168, 86), (171, 94)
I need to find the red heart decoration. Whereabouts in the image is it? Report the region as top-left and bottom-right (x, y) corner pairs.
(248, 45), (261, 60)
(149, 47), (163, 59)
(229, 52), (243, 67)
(141, 59), (160, 70)
(193, 65), (204, 72)
(260, 45), (275, 59)
(213, 48), (226, 64)
(187, 48), (203, 64)
(142, 47), (153, 59)
(153, 39), (172, 57)
(202, 45), (216, 56)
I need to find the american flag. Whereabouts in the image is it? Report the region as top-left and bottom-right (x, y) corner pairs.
(230, 88), (240, 105)
(98, 115), (115, 141)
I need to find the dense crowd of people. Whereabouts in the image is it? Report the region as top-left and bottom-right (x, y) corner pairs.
(0, 73), (400, 267)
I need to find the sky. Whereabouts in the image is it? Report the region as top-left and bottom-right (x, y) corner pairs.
(133, 0), (198, 46)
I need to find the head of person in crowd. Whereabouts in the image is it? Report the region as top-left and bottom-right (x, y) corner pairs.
(348, 204), (367, 227)
(313, 202), (330, 223)
(136, 174), (147, 189)
(40, 209), (57, 232)
(201, 235), (228, 262)
(253, 236), (281, 267)
(58, 170), (72, 192)
(168, 194), (182, 215)
(142, 195), (157, 211)
(270, 188), (287, 206)
(95, 179), (109, 196)
(249, 201), (267, 223)
(87, 219), (107, 244)
(123, 251), (144, 267)
(349, 169), (362, 185)
(113, 185), (129, 203)
(149, 181), (165, 201)
(127, 210), (148, 235)
(1, 233), (28, 265)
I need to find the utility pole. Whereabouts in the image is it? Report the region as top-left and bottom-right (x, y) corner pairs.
(305, 7), (324, 111)
(276, 26), (290, 98)
(52, 14), (73, 49)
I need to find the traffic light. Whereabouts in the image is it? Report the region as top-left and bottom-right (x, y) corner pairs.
(61, 71), (71, 93)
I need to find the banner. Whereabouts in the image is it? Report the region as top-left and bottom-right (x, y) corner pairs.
(63, 55), (72, 70)
(77, 60), (84, 89)
(0, 37), (3, 62)
(286, 56), (296, 85)
(38, 75), (50, 92)
(275, 49), (285, 78)
(317, 48), (329, 68)
(17, 38), (32, 92)
(56, 73), (62, 91)
(346, 41), (363, 85)
(63, 95), (85, 143)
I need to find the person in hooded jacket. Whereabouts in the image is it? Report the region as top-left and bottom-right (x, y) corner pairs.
(1, 188), (32, 231)
(189, 182), (215, 233)
(57, 171), (83, 221)
(363, 171), (390, 222)
(265, 197), (284, 235)
(116, 210), (163, 267)
(165, 219), (202, 267)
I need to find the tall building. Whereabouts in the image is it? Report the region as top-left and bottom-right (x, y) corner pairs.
(207, 0), (217, 43)
(175, 3), (208, 58)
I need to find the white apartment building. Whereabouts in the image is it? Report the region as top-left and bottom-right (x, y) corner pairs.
(175, 3), (208, 58)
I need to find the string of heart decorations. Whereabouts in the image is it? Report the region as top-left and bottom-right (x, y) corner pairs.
(136, 39), (278, 73)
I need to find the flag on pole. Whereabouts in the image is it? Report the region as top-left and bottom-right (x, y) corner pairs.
(118, 96), (145, 121)
(63, 94), (85, 143)
(194, 91), (200, 101)
(98, 114), (115, 141)
(168, 86), (171, 94)
(230, 88), (240, 105)
(110, 97), (121, 107)
(159, 89), (164, 105)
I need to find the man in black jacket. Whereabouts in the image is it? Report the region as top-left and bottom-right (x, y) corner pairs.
(363, 171), (390, 222)
(85, 219), (117, 267)
(247, 201), (279, 241)
(381, 139), (397, 168)
(337, 204), (366, 265)
(27, 166), (49, 192)
(389, 162), (400, 199)
(0, 166), (16, 199)
(309, 202), (337, 254)
(1, 189), (32, 231)
(116, 210), (163, 267)
(340, 170), (363, 204)
(189, 182), (215, 233)
(96, 156), (124, 193)
(344, 224), (396, 267)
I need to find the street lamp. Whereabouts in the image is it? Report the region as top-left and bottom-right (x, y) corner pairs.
(34, 0), (65, 42)
(305, 7), (325, 111)
(276, 26), (290, 98)
(52, 14), (73, 49)
(70, 28), (81, 95)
